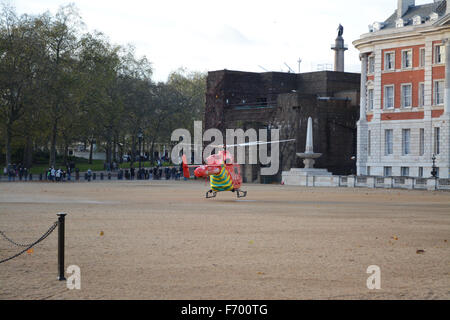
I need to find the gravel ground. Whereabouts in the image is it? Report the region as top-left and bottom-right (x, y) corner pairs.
(0, 180), (449, 300)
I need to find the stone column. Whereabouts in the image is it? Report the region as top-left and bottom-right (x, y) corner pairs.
(444, 38), (450, 115)
(356, 53), (369, 175)
(444, 39), (450, 178)
(360, 53), (368, 121)
(332, 36), (348, 72)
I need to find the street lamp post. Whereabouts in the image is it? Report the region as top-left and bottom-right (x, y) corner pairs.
(431, 154), (438, 191)
(431, 154), (437, 178)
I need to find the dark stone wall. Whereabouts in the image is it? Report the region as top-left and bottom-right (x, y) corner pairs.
(205, 69), (361, 181)
(276, 94), (358, 176)
(297, 71), (360, 97)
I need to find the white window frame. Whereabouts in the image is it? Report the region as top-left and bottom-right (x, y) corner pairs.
(402, 129), (411, 155)
(418, 167), (424, 178)
(368, 88), (374, 111)
(434, 80), (444, 106)
(384, 166), (392, 177)
(418, 82), (424, 107)
(434, 127), (440, 155)
(419, 128), (425, 156)
(401, 49), (412, 69)
(368, 56), (375, 74)
(401, 83), (412, 108)
(384, 51), (395, 71)
(434, 44), (445, 64)
(384, 85), (395, 109)
(401, 167), (410, 177)
(396, 19), (404, 28)
(419, 48), (425, 68)
(413, 15), (422, 26)
(385, 129), (394, 156)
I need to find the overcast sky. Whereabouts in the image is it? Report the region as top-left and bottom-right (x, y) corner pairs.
(11, 0), (433, 82)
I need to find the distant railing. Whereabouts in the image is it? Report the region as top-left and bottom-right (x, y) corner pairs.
(282, 174), (449, 191)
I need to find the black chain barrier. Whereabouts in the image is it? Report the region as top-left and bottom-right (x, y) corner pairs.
(0, 222), (58, 264)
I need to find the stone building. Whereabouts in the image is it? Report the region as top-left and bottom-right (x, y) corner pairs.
(353, 0), (450, 178)
(204, 70), (360, 183)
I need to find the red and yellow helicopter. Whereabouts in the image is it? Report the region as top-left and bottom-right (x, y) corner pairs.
(181, 139), (295, 199)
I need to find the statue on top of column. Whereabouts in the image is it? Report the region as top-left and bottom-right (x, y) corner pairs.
(337, 24), (344, 37)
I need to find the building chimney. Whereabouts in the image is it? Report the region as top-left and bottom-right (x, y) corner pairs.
(397, 0), (415, 18)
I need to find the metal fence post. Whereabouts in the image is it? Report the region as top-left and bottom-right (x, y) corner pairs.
(57, 213), (67, 281)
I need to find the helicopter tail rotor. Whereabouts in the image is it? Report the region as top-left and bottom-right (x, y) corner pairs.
(182, 155), (190, 178)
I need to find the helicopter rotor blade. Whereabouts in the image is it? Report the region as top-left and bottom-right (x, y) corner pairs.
(213, 139), (296, 148)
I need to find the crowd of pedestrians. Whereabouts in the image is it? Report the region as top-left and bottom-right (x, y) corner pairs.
(2, 160), (184, 182)
(3, 163), (31, 182)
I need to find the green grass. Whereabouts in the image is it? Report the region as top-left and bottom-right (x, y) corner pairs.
(3, 158), (177, 175)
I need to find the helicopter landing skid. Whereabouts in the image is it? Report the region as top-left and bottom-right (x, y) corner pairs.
(236, 189), (247, 198)
(206, 190), (217, 199)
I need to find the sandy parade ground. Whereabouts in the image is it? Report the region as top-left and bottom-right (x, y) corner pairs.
(0, 180), (449, 300)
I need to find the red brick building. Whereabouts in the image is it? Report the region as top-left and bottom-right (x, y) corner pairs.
(353, 0), (450, 178)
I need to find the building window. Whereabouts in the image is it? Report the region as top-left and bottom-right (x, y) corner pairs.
(368, 88), (374, 111)
(402, 129), (410, 155)
(401, 167), (410, 177)
(385, 52), (395, 70)
(418, 167), (424, 177)
(418, 83), (424, 107)
(368, 56), (375, 74)
(385, 129), (393, 156)
(434, 80), (444, 105)
(384, 85), (394, 109)
(419, 128), (425, 156)
(413, 15), (423, 26)
(430, 12), (439, 22)
(419, 48), (425, 67)
(434, 44), (445, 64)
(402, 50), (412, 69)
(434, 127), (440, 155)
(384, 167), (392, 177)
(401, 84), (412, 108)
(367, 166), (371, 176)
(368, 130), (371, 156)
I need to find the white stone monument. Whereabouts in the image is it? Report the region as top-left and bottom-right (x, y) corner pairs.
(282, 117), (331, 186)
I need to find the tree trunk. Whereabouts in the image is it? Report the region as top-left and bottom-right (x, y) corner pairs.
(130, 136), (136, 167)
(63, 141), (69, 166)
(49, 119), (58, 167)
(149, 140), (155, 165)
(106, 126), (112, 166)
(113, 134), (118, 163)
(23, 134), (33, 169)
(89, 139), (94, 164)
(106, 138), (112, 167)
(5, 122), (12, 166)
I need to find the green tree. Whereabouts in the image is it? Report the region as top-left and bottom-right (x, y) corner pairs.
(40, 4), (84, 167)
(78, 32), (122, 165)
(0, 4), (47, 166)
